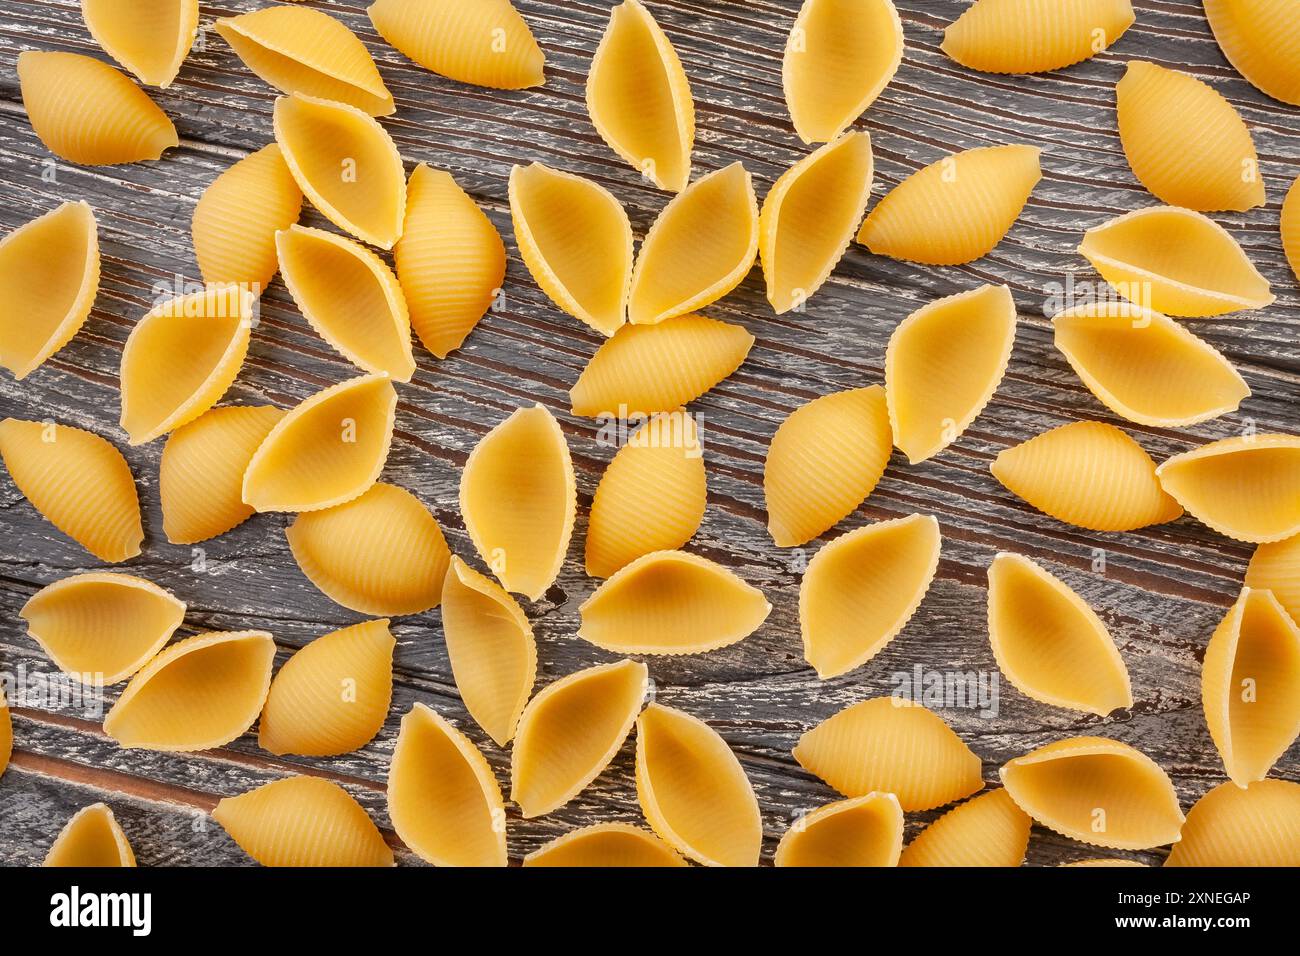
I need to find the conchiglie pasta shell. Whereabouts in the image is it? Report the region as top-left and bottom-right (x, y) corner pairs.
(17, 51), (178, 165)
(628, 163), (759, 326)
(1204, 0), (1300, 107)
(1065, 858), (1147, 867)
(524, 823), (687, 867)
(1116, 61), (1264, 212)
(1165, 779), (1300, 867)
(764, 385), (892, 547)
(991, 421), (1182, 532)
(0, 418), (142, 562)
(636, 703), (763, 867)
(20, 572), (185, 684)
(1284, 175), (1299, 284)
(579, 550), (771, 655)
(775, 792), (903, 867)
(510, 659), (647, 818)
(213, 775), (393, 867)
(1245, 534), (1300, 624)
(794, 697), (983, 811)
(258, 619), (395, 757)
(987, 553), (1132, 715)
(0, 692), (9, 779)
(1000, 736), (1184, 849)
(899, 788), (1031, 867)
(857, 145), (1041, 265)
(104, 630), (276, 751)
(941, 0), (1134, 74)
(44, 804), (136, 867)
(82, 0), (199, 88)
(782, 0), (904, 144)
(569, 314), (754, 417)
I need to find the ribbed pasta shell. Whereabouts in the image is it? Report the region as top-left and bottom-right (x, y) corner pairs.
(579, 550), (771, 655)
(569, 314), (754, 417)
(775, 792), (903, 867)
(524, 823), (687, 867)
(82, 0), (199, 88)
(258, 619), (395, 757)
(387, 703), (506, 866)
(942, 0), (1134, 74)
(43, 803), (136, 867)
(214, 775), (394, 867)
(1204, 0), (1300, 107)
(119, 285), (254, 445)
(395, 164), (505, 359)
(1284, 175), (1300, 284)
(759, 131), (874, 314)
(440, 556), (537, 746)
(794, 697), (983, 811)
(510, 659), (647, 818)
(1000, 736), (1184, 849)
(1165, 779), (1300, 867)
(242, 372), (397, 513)
(0, 691), (9, 779)
(1116, 61), (1265, 212)
(899, 788), (1031, 867)
(782, 0), (904, 143)
(858, 145), (1041, 265)
(216, 6), (394, 116)
(987, 553), (1132, 715)
(628, 163), (759, 326)
(368, 0), (545, 90)
(273, 93), (406, 249)
(1245, 534), (1300, 624)
(586, 411), (706, 578)
(509, 163), (632, 336)
(104, 630), (276, 751)
(20, 572), (185, 684)
(991, 421), (1182, 532)
(1065, 858), (1147, 867)
(17, 51), (178, 165)
(764, 386), (892, 547)
(1052, 303), (1247, 427)
(887, 284), (1016, 463)
(0, 418), (142, 562)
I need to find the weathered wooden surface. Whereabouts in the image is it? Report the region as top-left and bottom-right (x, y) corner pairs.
(0, 0), (1297, 867)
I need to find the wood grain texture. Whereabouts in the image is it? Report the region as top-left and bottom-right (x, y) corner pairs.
(0, 0), (1297, 866)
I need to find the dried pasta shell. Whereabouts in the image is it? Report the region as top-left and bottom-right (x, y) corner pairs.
(459, 404), (575, 601)
(1065, 858), (1147, 867)
(942, 0), (1134, 74)
(368, 0), (545, 90)
(395, 164), (505, 359)
(82, 0), (199, 88)
(764, 386), (892, 548)
(273, 93), (406, 249)
(44, 804), (136, 867)
(579, 550), (771, 655)
(214, 776), (393, 867)
(1285, 174), (1300, 284)
(524, 823), (687, 867)
(1202, 588), (1300, 786)
(1165, 779), (1300, 867)
(586, 411), (706, 578)
(17, 51), (178, 165)
(242, 372), (397, 513)
(216, 6), (394, 116)
(509, 163), (632, 336)
(636, 704), (763, 868)
(628, 163), (759, 326)
(1246, 534), (1300, 624)
(794, 697), (983, 811)
(775, 792), (904, 867)
(1054, 302), (1248, 427)
(1000, 736), (1184, 849)
(440, 556), (537, 746)
(510, 659), (647, 818)
(20, 572), (185, 684)
(886, 284), (1016, 463)
(1204, 0), (1300, 107)
(991, 421), (1182, 532)
(1116, 61), (1265, 212)
(0, 201), (99, 381)
(569, 314), (754, 417)
(387, 703), (507, 866)
(0, 418), (142, 562)
(759, 131), (874, 314)
(987, 553), (1132, 715)
(0, 691), (9, 779)
(120, 285), (255, 445)
(258, 619), (396, 757)
(1156, 434), (1300, 543)
(104, 630), (276, 751)
(782, 0), (904, 143)
(587, 0), (693, 192)
(899, 788), (1031, 867)
(800, 514), (941, 679)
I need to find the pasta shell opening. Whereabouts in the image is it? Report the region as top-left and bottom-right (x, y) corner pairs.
(81, 0), (199, 88)
(775, 792), (903, 867)
(524, 823), (687, 867)
(899, 788), (1032, 867)
(43, 803), (136, 867)
(1204, 0), (1300, 107)
(941, 0), (1135, 74)
(1165, 779), (1300, 867)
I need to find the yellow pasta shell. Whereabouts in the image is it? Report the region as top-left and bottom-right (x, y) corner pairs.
(1165, 779), (1300, 867)
(0, 691), (10, 780)
(1245, 534), (1300, 624)
(1284, 175), (1300, 285)
(775, 792), (904, 867)
(258, 619), (396, 757)
(899, 788), (1032, 867)
(44, 803), (136, 867)
(579, 550), (771, 655)
(942, 0), (1134, 74)
(524, 823), (687, 867)
(1204, 0), (1300, 107)
(0, 418), (142, 562)
(82, 0), (199, 88)
(104, 630), (276, 751)
(794, 697), (983, 811)
(1065, 858), (1147, 867)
